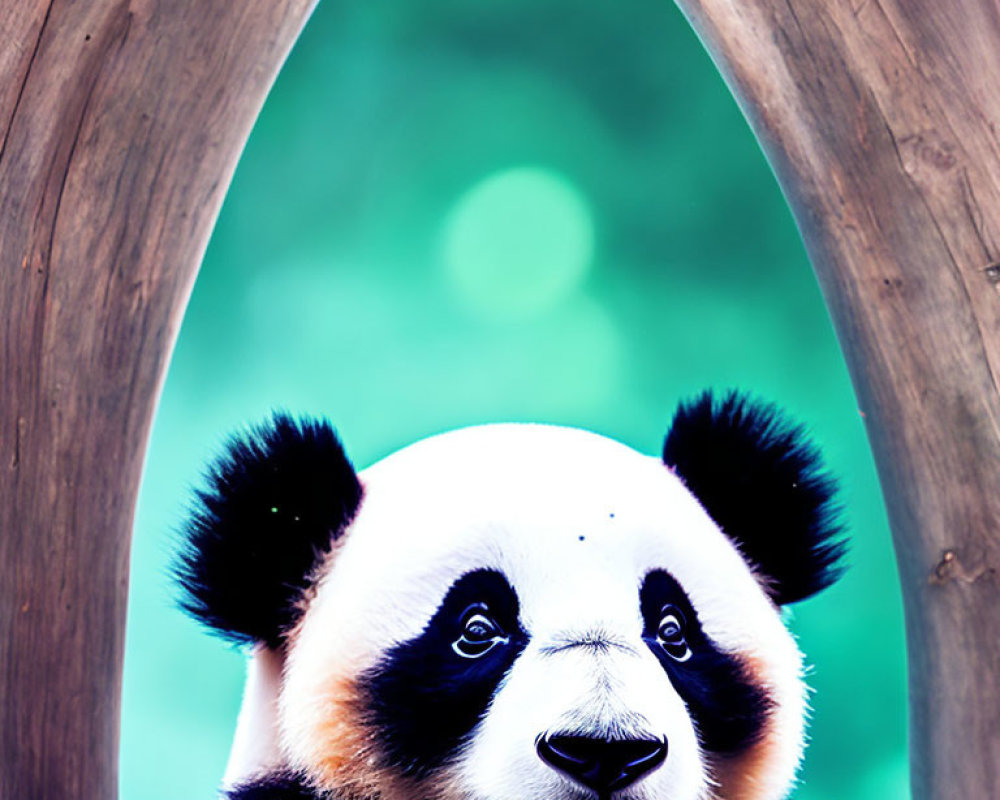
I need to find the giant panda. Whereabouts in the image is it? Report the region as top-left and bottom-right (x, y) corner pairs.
(175, 390), (844, 800)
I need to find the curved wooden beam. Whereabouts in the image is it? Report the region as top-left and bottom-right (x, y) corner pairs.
(672, 1), (1000, 797)
(0, 2), (316, 797)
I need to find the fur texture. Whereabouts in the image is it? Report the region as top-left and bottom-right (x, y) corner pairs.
(174, 413), (362, 647)
(279, 424), (813, 800)
(178, 400), (845, 800)
(225, 771), (318, 799)
(663, 391), (845, 605)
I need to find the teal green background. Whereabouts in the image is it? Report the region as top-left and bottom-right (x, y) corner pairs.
(121, 2), (908, 798)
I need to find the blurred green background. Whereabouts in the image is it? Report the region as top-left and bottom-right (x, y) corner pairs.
(120, 1), (908, 798)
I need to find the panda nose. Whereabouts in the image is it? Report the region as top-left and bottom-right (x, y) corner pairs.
(535, 732), (668, 794)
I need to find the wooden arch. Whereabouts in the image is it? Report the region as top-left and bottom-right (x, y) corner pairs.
(1, 1), (997, 798)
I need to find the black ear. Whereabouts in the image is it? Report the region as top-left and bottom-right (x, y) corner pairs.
(662, 391), (845, 605)
(174, 413), (363, 647)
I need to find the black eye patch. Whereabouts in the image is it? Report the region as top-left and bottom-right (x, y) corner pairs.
(640, 570), (772, 754)
(361, 569), (526, 779)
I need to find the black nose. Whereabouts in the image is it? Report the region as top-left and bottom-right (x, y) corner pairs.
(535, 733), (668, 794)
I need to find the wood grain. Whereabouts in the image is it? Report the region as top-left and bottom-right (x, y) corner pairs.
(672, 1), (1000, 797)
(0, 2), (316, 797)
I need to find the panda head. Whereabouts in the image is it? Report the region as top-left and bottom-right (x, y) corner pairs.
(175, 391), (844, 800)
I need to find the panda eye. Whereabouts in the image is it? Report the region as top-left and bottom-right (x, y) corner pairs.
(657, 605), (692, 663)
(452, 605), (509, 659)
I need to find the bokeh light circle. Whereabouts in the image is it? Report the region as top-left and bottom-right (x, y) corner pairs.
(442, 166), (595, 318)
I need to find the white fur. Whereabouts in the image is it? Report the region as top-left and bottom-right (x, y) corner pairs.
(227, 424), (810, 800)
(222, 646), (284, 790)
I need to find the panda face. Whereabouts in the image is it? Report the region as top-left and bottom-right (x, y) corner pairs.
(176, 394), (843, 800)
(279, 424), (807, 800)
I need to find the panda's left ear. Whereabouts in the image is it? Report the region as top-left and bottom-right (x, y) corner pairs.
(662, 391), (846, 605)
(174, 413), (362, 648)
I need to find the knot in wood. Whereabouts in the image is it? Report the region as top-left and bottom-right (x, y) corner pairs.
(900, 132), (958, 176)
(929, 548), (996, 585)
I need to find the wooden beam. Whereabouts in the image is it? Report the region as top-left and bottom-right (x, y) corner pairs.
(672, 1), (1000, 797)
(0, 2), (316, 797)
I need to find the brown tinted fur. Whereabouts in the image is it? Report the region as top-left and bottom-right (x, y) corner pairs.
(710, 654), (780, 800)
(303, 672), (457, 800)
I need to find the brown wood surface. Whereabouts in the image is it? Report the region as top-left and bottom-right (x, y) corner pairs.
(0, 2), (316, 797)
(671, 1), (1000, 797)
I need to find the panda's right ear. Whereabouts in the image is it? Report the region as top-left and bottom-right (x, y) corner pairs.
(174, 413), (362, 648)
(662, 391), (845, 605)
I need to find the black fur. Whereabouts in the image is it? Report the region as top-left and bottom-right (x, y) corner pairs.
(362, 569), (527, 779)
(640, 570), (772, 753)
(174, 413), (362, 647)
(226, 770), (321, 799)
(662, 390), (845, 605)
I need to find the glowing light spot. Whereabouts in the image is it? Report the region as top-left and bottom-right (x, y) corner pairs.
(442, 166), (595, 318)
